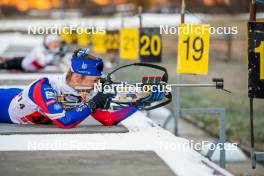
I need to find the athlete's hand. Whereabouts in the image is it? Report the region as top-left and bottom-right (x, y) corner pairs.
(86, 92), (112, 112)
(138, 86), (165, 104)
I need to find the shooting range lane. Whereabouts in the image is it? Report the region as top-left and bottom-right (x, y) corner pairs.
(0, 151), (175, 176)
(0, 118), (129, 135)
(0, 73), (63, 86)
(0, 73), (61, 81)
(0, 111), (232, 176)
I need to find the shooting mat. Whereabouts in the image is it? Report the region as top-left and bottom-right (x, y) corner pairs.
(0, 118), (128, 135)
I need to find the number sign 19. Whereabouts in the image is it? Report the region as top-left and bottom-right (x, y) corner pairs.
(177, 24), (210, 74)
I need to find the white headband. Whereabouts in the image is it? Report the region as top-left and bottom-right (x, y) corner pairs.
(44, 34), (60, 45)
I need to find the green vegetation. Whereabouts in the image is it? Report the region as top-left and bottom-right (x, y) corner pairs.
(168, 59), (264, 151)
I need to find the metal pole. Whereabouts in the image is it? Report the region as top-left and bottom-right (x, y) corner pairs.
(226, 34), (232, 61)
(138, 6), (143, 30)
(219, 109), (226, 168)
(118, 14), (125, 67)
(174, 86), (179, 136)
(138, 6), (143, 63)
(250, 99), (255, 151)
(249, 0), (257, 21)
(174, 0), (186, 136)
(250, 98), (256, 169)
(249, 0), (257, 169)
(180, 0), (185, 24)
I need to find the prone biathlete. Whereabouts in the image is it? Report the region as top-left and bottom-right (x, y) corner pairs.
(0, 48), (164, 128)
(0, 34), (70, 72)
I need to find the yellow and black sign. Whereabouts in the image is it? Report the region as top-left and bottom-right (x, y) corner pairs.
(254, 41), (264, 80)
(106, 30), (119, 51)
(248, 22), (264, 99)
(120, 28), (139, 60)
(60, 27), (77, 44)
(177, 24), (210, 74)
(92, 33), (106, 54)
(140, 28), (162, 63)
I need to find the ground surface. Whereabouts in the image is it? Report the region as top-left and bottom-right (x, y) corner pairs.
(0, 112), (231, 176)
(0, 151), (176, 176)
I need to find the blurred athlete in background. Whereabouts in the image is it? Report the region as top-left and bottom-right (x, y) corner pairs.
(0, 34), (70, 72)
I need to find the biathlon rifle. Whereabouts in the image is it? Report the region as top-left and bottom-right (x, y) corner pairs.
(59, 63), (231, 111)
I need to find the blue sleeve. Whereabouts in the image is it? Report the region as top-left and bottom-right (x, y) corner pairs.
(30, 78), (92, 128)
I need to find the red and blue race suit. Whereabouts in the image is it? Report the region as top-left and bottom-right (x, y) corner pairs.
(0, 74), (137, 128)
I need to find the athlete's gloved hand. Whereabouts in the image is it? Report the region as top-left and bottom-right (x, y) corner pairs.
(138, 86), (165, 104)
(86, 92), (112, 112)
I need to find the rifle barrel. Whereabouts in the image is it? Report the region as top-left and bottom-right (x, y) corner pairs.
(169, 83), (216, 87)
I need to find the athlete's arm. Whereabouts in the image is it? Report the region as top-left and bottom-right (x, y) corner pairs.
(38, 52), (55, 67)
(31, 78), (92, 128)
(91, 106), (138, 126)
